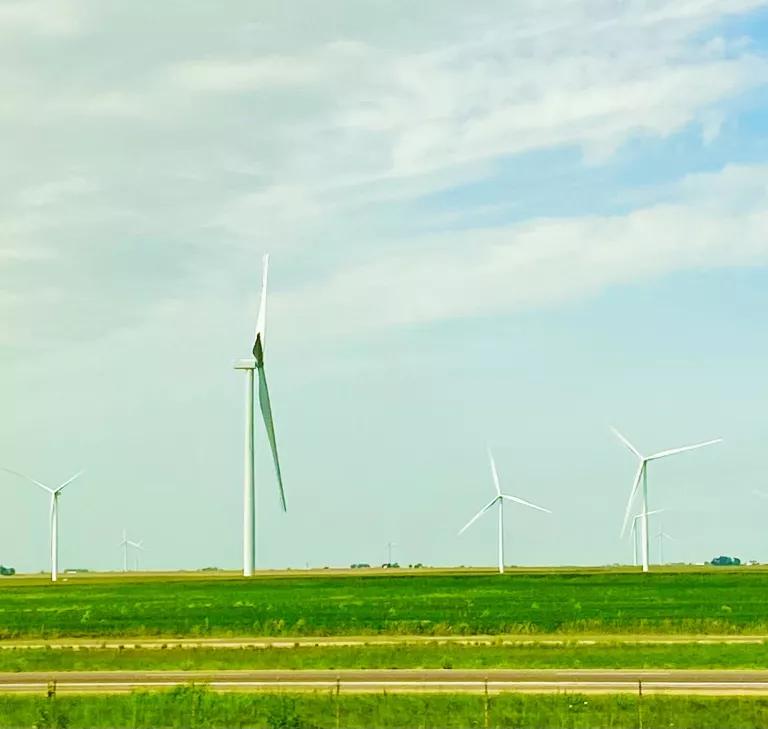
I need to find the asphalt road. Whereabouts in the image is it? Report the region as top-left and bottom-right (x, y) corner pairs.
(5, 669), (768, 695)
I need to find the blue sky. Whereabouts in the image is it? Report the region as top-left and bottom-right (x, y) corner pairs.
(2, 0), (768, 572)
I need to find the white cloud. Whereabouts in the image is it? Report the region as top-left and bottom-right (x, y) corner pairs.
(274, 164), (768, 335)
(0, 0), (83, 36)
(169, 56), (322, 92)
(18, 177), (97, 207)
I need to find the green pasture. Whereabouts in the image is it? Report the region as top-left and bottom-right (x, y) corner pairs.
(0, 569), (766, 639)
(3, 640), (768, 671)
(4, 687), (768, 728)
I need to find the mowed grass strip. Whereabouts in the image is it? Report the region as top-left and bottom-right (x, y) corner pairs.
(0, 570), (767, 638)
(4, 688), (768, 729)
(3, 641), (768, 671)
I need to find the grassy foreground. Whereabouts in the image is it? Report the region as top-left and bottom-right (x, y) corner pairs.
(4, 641), (768, 671)
(5, 688), (768, 728)
(1, 569), (767, 638)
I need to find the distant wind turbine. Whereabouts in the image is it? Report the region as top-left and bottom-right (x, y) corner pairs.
(630, 509), (665, 567)
(385, 542), (397, 566)
(657, 524), (676, 565)
(234, 254), (286, 576)
(130, 540), (144, 571)
(459, 449), (551, 574)
(612, 427), (721, 573)
(120, 529), (144, 572)
(1, 468), (84, 582)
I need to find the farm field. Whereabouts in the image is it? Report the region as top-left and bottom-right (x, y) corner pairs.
(3, 640), (768, 672)
(0, 568), (765, 639)
(3, 569), (768, 727)
(3, 688), (768, 728)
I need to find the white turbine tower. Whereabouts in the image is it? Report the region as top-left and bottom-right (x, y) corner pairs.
(1, 468), (84, 582)
(234, 254), (286, 576)
(613, 427), (721, 573)
(459, 449), (551, 574)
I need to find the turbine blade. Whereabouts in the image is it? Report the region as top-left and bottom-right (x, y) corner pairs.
(648, 438), (723, 461)
(257, 365), (286, 512)
(611, 427), (643, 459)
(49, 495), (56, 538)
(252, 253), (269, 366)
(488, 448), (501, 496)
(0, 467), (53, 494)
(634, 507), (665, 523)
(620, 461), (645, 538)
(458, 497), (499, 535)
(55, 470), (85, 493)
(500, 494), (551, 514)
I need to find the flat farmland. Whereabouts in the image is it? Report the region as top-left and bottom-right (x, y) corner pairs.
(0, 568), (766, 639)
(3, 641), (768, 672)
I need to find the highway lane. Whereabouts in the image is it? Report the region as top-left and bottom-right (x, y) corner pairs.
(4, 669), (768, 695)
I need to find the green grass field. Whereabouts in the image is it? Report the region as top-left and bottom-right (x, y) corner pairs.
(0, 569), (766, 639)
(2, 570), (768, 727)
(4, 687), (768, 728)
(3, 640), (768, 671)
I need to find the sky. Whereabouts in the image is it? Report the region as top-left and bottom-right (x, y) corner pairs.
(2, 0), (768, 573)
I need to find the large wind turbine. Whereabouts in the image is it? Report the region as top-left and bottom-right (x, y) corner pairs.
(613, 427), (721, 573)
(234, 254), (286, 576)
(1, 468), (84, 582)
(458, 449), (551, 574)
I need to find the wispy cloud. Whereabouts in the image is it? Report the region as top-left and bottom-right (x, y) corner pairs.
(0, 0), (83, 37)
(169, 55), (325, 92)
(17, 177), (98, 208)
(274, 163), (768, 335)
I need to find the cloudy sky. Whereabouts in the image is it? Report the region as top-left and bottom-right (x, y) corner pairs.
(2, 0), (768, 572)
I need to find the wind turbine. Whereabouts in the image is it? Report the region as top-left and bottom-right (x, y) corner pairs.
(613, 427), (721, 573)
(458, 449), (551, 574)
(385, 542), (397, 567)
(1, 468), (84, 582)
(234, 254), (286, 576)
(630, 509), (664, 567)
(657, 526), (675, 565)
(129, 539), (144, 571)
(120, 530), (144, 572)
